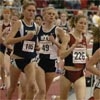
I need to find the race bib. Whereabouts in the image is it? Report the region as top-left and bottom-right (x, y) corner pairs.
(73, 48), (86, 63)
(39, 41), (52, 54)
(22, 41), (35, 52)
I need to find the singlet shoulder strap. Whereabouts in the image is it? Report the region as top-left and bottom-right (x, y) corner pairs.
(19, 20), (24, 37)
(34, 22), (37, 31)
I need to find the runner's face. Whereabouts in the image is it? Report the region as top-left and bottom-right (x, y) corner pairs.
(23, 5), (36, 20)
(11, 16), (18, 25)
(35, 16), (43, 26)
(75, 18), (87, 33)
(45, 9), (56, 22)
(60, 13), (67, 21)
(3, 13), (10, 20)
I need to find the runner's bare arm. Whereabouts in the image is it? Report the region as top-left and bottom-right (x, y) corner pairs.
(59, 35), (81, 59)
(55, 27), (67, 49)
(86, 48), (100, 76)
(5, 21), (36, 45)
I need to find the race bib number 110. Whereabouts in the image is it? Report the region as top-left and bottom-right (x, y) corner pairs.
(73, 48), (86, 64)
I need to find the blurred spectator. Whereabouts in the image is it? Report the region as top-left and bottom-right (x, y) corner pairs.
(89, 2), (98, 11)
(11, 8), (19, 16)
(12, 0), (21, 7)
(77, 10), (84, 15)
(48, 0), (64, 8)
(87, 0), (100, 7)
(35, 0), (48, 8)
(92, 11), (100, 27)
(80, 0), (88, 9)
(73, 9), (85, 15)
(88, 2), (98, 22)
(64, 0), (73, 9)
(64, 0), (81, 9)
(73, 0), (81, 9)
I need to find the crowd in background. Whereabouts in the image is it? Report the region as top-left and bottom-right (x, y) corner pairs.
(0, 0), (100, 9)
(0, 0), (100, 100)
(0, 0), (100, 33)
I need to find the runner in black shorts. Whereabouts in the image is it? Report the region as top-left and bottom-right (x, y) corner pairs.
(5, 1), (39, 99)
(35, 7), (66, 99)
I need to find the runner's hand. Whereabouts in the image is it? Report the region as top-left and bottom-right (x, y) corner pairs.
(49, 34), (55, 43)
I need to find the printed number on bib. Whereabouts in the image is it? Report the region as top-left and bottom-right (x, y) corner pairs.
(42, 44), (49, 51)
(73, 48), (86, 63)
(22, 41), (35, 52)
(40, 41), (52, 54)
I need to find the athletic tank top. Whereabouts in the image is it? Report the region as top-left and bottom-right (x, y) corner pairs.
(59, 22), (70, 32)
(38, 25), (58, 59)
(0, 22), (11, 53)
(2, 22), (11, 37)
(13, 20), (37, 59)
(64, 33), (87, 68)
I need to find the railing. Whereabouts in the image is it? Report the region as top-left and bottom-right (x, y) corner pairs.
(37, 7), (99, 16)
(0, 5), (99, 15)
(0, 6), (22, 15)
